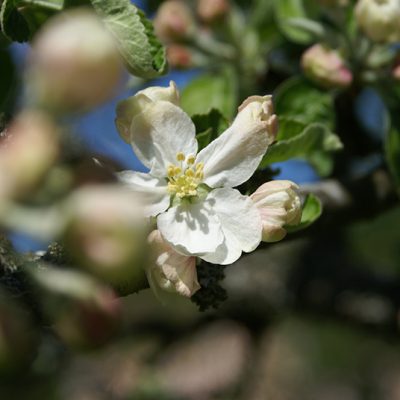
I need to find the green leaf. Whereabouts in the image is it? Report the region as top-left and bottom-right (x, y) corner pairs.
(274, 77), (335, 128)
(91, 0), (167, 79)
(273, 0), (314, 44)
(259, 123), (342, 168)
(1, 0), (64, 42)
(385, 111), (400, 190)
(192, 108), (229, 151)
(180, 69), (238, 119)
(286, 193), (322, 233)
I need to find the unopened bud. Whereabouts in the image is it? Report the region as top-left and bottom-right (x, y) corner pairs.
(0, 111), (59, 201)
(251, 180), (302, 242)
(301, 44), (353, 89)
(147, 230), (200, 298)
(116, 81), (179, 143)
(197, 0), (230, 23)
(154, 0), (195, 42)
(32, 267), (121, 350)
(63, 185), (147, 295)
(0, 289), (38, 375)
(27, 9), (123, 113)
(167, 45), (193, 69)
(355, 0), (400, 43)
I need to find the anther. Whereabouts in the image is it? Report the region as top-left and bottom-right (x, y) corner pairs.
(176, 152), (185, 162)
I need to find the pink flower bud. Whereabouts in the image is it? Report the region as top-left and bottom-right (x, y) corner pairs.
(0, 111), (59, 201)
(147, 230), (200, 298)
(63, 185), (147, 295)
(356, 0), (400, 43)
(301, 44), (353, 89)
(154, 0), (196, 42)
(251, 180), (302, 242)
(197, 0), (230, 23)
(28, 9), (123, 113)
(167, 45), (193, 69)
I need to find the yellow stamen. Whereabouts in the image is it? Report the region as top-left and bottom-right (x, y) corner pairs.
(186, 155), (196, 165)
(176, 152), (185, 162)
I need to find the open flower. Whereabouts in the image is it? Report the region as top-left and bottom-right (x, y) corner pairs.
(116, 83), (277, 265)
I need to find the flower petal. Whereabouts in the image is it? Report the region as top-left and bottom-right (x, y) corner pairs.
(115, 81), (179, 143)
(147, 230), (200, 298)
(157, 199), (224, 256)
(196, 96), (277, 188)
(130, 101), (198, 177)
(201, 188), (262, 265)
(117, 170), (169, 217)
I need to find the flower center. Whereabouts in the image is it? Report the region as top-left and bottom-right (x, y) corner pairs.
(167, 152), (204, 198)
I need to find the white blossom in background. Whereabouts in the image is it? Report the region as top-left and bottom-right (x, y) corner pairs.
(355, 0), (400, 43)
(250, 180), (302, 242)
(147, 230), (200, 298)
(116, 82), (278, 265)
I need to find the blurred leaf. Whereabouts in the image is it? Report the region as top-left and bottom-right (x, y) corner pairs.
(274, 77), (335, 127)
(276, 116), (306, 140)
(192, 108), (229, 151)
(0, 0), (63, 42)
(180, 69), (238, 119)
(259, 123), (342, 168)
(286, 193), (322, 233)
(385, 111), (400, 190)
(91, 0), (167, 78)
(273, 0), (314, 44)
(0, 49), (16, 113)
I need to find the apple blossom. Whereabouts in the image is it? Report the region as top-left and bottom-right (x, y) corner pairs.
(116, 82), (277, 265)
(197, 0), (230, 23)
(250, 180), (302, 242)
(147, 230), (200, 298)
(355, 0), (400, 43)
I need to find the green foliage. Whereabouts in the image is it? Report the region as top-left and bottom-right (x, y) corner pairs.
(286, 193), (322, 233)
(260, 123), (342, 175)
(0, 0), (63, 42)
(180, 69), (238, 119)
(91, 0), (167, 79)
(192, 109), (229, 151)
(273, 0), (314, 44)
(274, 77), (335, 127)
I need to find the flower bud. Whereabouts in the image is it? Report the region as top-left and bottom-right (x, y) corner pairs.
(197, 0), (230, 23)
(63, 185), (148, 295)
(0, 289), (39, 375)
(167, 45), (193, 69)
(0, 111), (59, 201)
(27, 9), (123, 113)
(147, 230), (200, 298)
(32, 267), (121, 350)
(154, 0), (196, 42)
(301, 44), (353, 89)
(116, 81), (179, 143)
(355, 0), (400, 43)
(250, 180), (302, 242)
(237, 95), (278, 145)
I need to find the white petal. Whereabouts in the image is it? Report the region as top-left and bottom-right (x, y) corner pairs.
(157, 199), (224, 256)
(130, 101), (198, 177)
(196, 96), (276, 188)
(117, 170), (169, 217)
(201, 188), (262, 265)
(115, 81), (180, 143)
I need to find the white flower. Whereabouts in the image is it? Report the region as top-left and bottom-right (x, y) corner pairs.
(147, 230), (200, 297)
(116, 82), (277, 265)
(250, 180), (302, 242)
(355, 0), (400, 43)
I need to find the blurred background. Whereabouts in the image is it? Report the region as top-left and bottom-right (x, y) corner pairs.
(3, 0), (400, 399)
